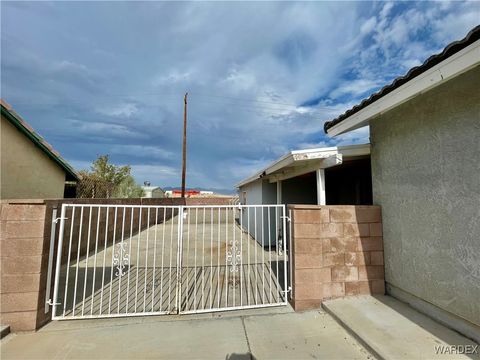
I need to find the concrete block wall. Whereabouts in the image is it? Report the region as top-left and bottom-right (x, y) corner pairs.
(0, 200), (49, 331)
(289, 205), (385, 311)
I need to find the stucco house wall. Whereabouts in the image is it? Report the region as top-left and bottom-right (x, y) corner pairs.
(370, 65), (480, 327)
(1, 115), (66, 199)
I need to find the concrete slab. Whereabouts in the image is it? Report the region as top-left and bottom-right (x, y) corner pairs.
(38, 304), (294, 333)
(1, 317), (249, 360)
(323, 295), (480, 360)
(1, 308), (372, 360)
(244, 311), (373, 360)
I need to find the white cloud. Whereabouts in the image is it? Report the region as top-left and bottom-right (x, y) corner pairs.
(332, 126), (370, 146)
(297, 140), (331, 150)
(130, 164), (178, 186)
(97, 103), (138, 118)
(300, 126), (370, 149)
(360, 17), (377, 35)
(52, 60), (90, 74)
(68, 119), (146, 139)
(329, 79), (381, 99)
(380, 2), (394, 21)
(220, 68), (257, 93)
(110, 145), (174, 160)
(152, 70), (192, 86)
(431, 3), (480, 44)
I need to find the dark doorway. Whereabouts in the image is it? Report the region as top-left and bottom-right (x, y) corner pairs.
(325, 158), (372, 205)
(281, 171), (317, 205)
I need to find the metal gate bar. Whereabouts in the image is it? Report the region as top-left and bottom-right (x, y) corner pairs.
(51, 204), (288, 320)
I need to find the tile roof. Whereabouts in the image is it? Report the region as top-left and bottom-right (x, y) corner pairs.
(1, 99), (79, 181)
(324, 25), (480, 133)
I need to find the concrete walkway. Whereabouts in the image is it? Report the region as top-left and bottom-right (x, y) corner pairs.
(1, 307), (372, 360)
(323, 295), (479, 360)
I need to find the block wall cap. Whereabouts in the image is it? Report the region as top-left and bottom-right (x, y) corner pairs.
(0, 199), (46, 205)
(288, 204), (381, 210)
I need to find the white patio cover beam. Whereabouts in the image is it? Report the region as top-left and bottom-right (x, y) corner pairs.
(268, 154), (342, 183)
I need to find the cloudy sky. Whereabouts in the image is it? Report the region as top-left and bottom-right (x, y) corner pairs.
(2, 1), (479, 191)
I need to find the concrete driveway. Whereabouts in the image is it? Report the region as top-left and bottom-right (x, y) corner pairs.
(1, 307), (372, 360)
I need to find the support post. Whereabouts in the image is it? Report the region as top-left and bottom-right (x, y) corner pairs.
(276, 180), (282, 204)
(45, 208), (57, 314)
(51, 204), (67, 318)
(316, 169), (326, 205)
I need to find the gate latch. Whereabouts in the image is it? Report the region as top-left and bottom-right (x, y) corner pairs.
(53, 217), (68, 224)
(46, 299), (61, 306)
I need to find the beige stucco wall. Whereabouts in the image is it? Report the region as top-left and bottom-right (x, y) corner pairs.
(1, 116), (66, 199)
(370, 65), (480, 327)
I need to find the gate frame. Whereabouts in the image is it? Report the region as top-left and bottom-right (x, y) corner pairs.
(178, 204), (289, 315)
(51, 203), (289, 320)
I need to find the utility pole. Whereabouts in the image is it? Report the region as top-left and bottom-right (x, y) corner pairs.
(181, 92), (188, 198)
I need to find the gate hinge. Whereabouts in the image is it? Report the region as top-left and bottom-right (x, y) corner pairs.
(53, 217), (68, 224)
(47, 299), (61, 306)
(282, 286), (292, 294)
(281, 215), (291, 222)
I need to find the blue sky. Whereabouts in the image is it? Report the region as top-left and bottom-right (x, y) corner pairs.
(2, 1), (479, 191)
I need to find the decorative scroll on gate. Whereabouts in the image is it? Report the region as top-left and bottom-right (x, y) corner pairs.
(113, 242), (129, 277)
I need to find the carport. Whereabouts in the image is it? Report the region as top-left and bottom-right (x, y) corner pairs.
(237, 143), (372, 206)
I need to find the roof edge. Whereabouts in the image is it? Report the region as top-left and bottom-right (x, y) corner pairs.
(1, 103), (79, 181)
(324, 25), (480, 134)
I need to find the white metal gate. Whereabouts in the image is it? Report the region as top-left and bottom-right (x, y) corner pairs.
(51, 204), (288, 320)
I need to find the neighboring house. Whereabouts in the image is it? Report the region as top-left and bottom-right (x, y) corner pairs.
(141, 186), (165, 198)
(1, 100), (78, 199)
(237, 144), (372, 206)
(324, 26), (480, 341)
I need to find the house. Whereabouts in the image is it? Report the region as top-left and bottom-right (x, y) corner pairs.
(1, 100), (78, 199)
(324, 26), (480, 341)
(141, 186), (165, 198)
(236, 143), (371, 206)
